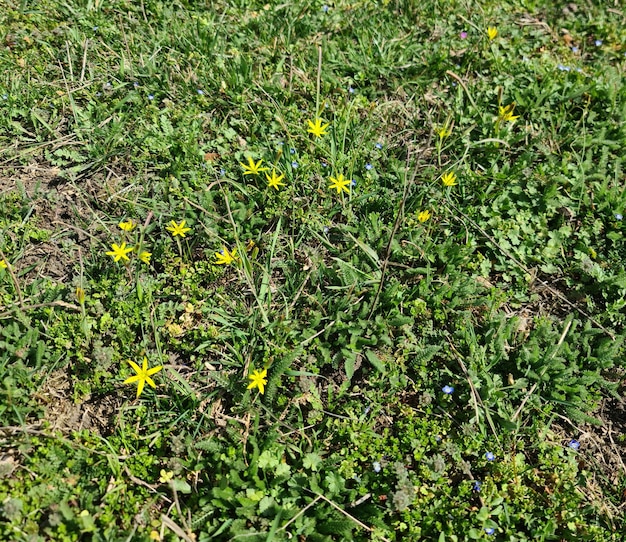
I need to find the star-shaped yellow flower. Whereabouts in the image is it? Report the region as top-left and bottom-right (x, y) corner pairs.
(441, 171), (457, 187)
(166, 220), (191, 237)
(247, 368), (268, 394)
(307, 118), (330, 138)
(106, 242), (134, 262)
(0, 259), (7, 269)
(118, 219), (136, 232)
(138, 251), (152, 264)
(497, 103), (519, 123)
(417, 210), (431, 222)
(329, 173), (351, 194)
(487, 27), (498, 40)
(266, 169), (286, 190)
(123, 357), (163, 398)
(240, 156), (268, 175)
(214, 246), (239, 265)
(438, 126), (452, 139)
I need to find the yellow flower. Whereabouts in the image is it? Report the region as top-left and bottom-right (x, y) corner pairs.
(487, 27), (498, 40)
(123, 357), (163, 398)
(247, 368), (268, 394)
(118, 219), (136, 232)
(307, 118), (330, 137)
(149, 531), (161, 541)
(159, 469), (174, 483)
(497, 103), (519, 123)
(214, 246), (239, 265)
(438, 126), (452, 140)
(138, 251), (152, 264)
(441, 171), (457, 187)
(329, 173), (351, 194)
(265, 169), (286, 190)
(166, 220), (191, 237)
(240, 156), (268, 175)
(417, 210), (431, 222)
(0, 259), (7, 269)
(106, 242), (134, 262)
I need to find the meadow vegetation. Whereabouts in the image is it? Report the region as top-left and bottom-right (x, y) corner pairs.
(1, 0), (626, 540)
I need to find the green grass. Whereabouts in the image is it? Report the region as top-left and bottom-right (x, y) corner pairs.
(1, 0), (626, 540)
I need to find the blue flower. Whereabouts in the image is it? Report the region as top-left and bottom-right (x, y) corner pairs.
(485, 528), (495, 535)
(485, 452), (495, 461)
(373, 461), (381, 473)
(291, 161), (298, 168)
(442, 385), (454, 395)
(289, 147), (296, 154)
(197, 89), (204, 95)
(1, 94), (7, 100)
(473, 481), (482, 492)
(351, 179), (356, 187)
(133, 81), (139, 88)
(219, 168), (226, 176)
(557, 64), (571, 72)
(322, 5), (329, 12)
(148, 94), (154, 100)
(568, 439), (580, 450)
(571, 46), (579, 53)
(349, 86), (355, 94)
(615, 213), (623, 221)
(595, 39), (603, 46)
(375, 142), (383, 149)
(323, 226), (329, 234)
(365, 163), (373, 170)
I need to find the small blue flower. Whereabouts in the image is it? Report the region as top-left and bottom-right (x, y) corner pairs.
(373, 461), (381, 473)
(485, 452), (495, 461)
(568, 439), (580, 450)
(365, 163), (373, 170)
(104, 81), (112, 89)
(351, 179), (356, 187)
(442, 385), (454, 395)
(219, 168), (226, 176)
(473, 481), (482, 492)
(571, 46), (579, 53)
(133, 81), (139, 88)
(595, 39), (603, 46)
(291, 161), (298, 168)
(1, 94), (7, 100)
(348, 86), (355, 94)
(615, 213), (623, 221)
(375, 142), (383, 149)
(289, 147), (296, 154)
(557, 64), (571, 72)
(320, 161), (328, 167)
(148, 94), (154, 100)
(277, 141), (284, 146)
(92, 26), (99, 31)
(485, 528), (495, 535)
(96, 92), (102, 97)
(322, 5), (329, 12)
(197, 89), (204, 95)
(323, 226), (330, 234)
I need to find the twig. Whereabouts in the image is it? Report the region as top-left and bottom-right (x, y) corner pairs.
(447, 338), (499, 441)
(317, 493), (391, 542)
(445, 200), (615, 340)
(366, 150), (414, 321)
(512, 318), (573, 421)
(445, 70), (478, 110)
